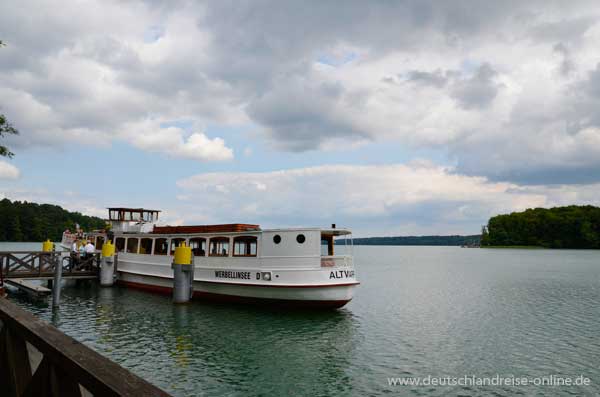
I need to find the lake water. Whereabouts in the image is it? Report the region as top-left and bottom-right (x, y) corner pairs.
(3, 243), (600, 396)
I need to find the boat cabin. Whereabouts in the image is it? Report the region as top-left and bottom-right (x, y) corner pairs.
(106, 226), (352, 267)
(108, 207), (160, 233)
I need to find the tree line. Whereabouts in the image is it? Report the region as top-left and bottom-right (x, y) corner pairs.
(0, 199), (106, 242)
(481, 205), (600, 248)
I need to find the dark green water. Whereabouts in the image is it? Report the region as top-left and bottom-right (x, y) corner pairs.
(4, 244), (600, 396)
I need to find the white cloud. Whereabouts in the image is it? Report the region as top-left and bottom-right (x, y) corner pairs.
(121, 119), (233, 162)
(2, 0), (600, 182)
(0, 160), (20, 179)
(2, 160), (599, 236)
(0, 1), (238, 161)
(175, 162), (600, 235)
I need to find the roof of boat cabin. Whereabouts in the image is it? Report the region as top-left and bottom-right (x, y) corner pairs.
(262, 227), (352, 236)
(108, 207), (161, 212)
(146, 225), (350, 236)
(152, 224), (260, 234)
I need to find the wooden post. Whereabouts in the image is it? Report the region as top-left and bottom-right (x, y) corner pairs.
(51, 254), (62, 308)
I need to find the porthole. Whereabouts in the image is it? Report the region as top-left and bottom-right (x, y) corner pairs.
(273, 235), (281, 244)
(296, 234), (306, 244)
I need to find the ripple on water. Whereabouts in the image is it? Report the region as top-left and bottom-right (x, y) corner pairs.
(7, 246), (600, 396)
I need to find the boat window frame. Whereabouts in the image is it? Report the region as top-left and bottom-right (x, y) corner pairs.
(209, 237), (230, 257)
(153, 238), (168, 255)
(170, 238), (187, 255)
(189, 237), (207, 257)
(126, 237), (139, 254)
(140, 238), (153, 255)
(115, 237), (126, 253)
(233, 236), (258, 257)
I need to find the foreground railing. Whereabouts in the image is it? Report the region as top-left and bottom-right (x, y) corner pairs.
(0, 298), (170, 397)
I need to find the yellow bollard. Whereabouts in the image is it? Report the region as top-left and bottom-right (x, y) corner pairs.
(42, 239), (54, 252)
(101, 240), (115, 257)
(173, 242), (192, 265)
(172, 242), (193, 303)
(100, 240), (116, 287)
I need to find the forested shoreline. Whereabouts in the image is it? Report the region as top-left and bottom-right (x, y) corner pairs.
(0, 199), (106, 242)
(481, 205), (600, 248)
(2, 199), (599, 249)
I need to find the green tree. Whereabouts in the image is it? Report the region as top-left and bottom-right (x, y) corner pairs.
(0, 40), (19, 157)
(8, 215), (24, 242)
(0, 199), (106, 241)
(483, 205), (600, 249)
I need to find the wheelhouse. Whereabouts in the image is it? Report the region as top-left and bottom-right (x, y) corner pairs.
(108, 207), (161, 234)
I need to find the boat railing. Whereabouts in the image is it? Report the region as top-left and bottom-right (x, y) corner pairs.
(320, 255), (353, 268)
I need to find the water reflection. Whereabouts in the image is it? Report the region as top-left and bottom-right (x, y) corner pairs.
(14, 283), (360, 396)
(170, 305), (192, 369)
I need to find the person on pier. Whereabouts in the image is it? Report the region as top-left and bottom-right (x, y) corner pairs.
(71, 239), (80, 269)
(85, 240), (95, 256)
(83, 240), (95, 270)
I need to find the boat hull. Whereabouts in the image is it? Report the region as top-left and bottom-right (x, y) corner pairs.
(117, 271), (357, 309)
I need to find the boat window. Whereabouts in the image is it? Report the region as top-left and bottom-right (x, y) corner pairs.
(140, 238), (153, 254)
(154, 238), (168, 255)
(296, 234), (306, 244)
(116, 237), (126, 253)
(273, 235), (281, 244)
(170, 238), (187, 255)
(126, 238), (139, 253)
(233, 236), (257, 256)
(189, 238), (206, 256)
(95, 236), (104, 251)
(209, 237), (230, 257)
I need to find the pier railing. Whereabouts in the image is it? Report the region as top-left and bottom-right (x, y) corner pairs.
(0, 297), (170, 397)
(0, 251), (100, 280)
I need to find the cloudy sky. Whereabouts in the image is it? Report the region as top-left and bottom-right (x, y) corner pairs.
(2, 0), (600, 236)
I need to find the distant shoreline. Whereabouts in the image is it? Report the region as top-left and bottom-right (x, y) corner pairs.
(337, 235), (481, 246)
(481, 245), (546, 249)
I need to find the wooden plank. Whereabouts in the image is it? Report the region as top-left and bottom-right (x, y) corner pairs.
(4, 274), (98, 280)
(0, 298), (170, 397)
(5, 279), (52, 296)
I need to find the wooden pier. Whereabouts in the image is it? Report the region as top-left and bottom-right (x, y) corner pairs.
(0, 250), (103, 303)
(4, 279), (51, 297)
(0, 251), (100, 281)
(0, 297), (170, 397)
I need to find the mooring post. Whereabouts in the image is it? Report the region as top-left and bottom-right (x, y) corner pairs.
(100, 240), (116, 287)
(43, 240), (62, 308)
(172, 242), (193, 303)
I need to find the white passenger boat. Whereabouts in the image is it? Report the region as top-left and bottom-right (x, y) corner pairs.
(62, 208), (359, 308)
